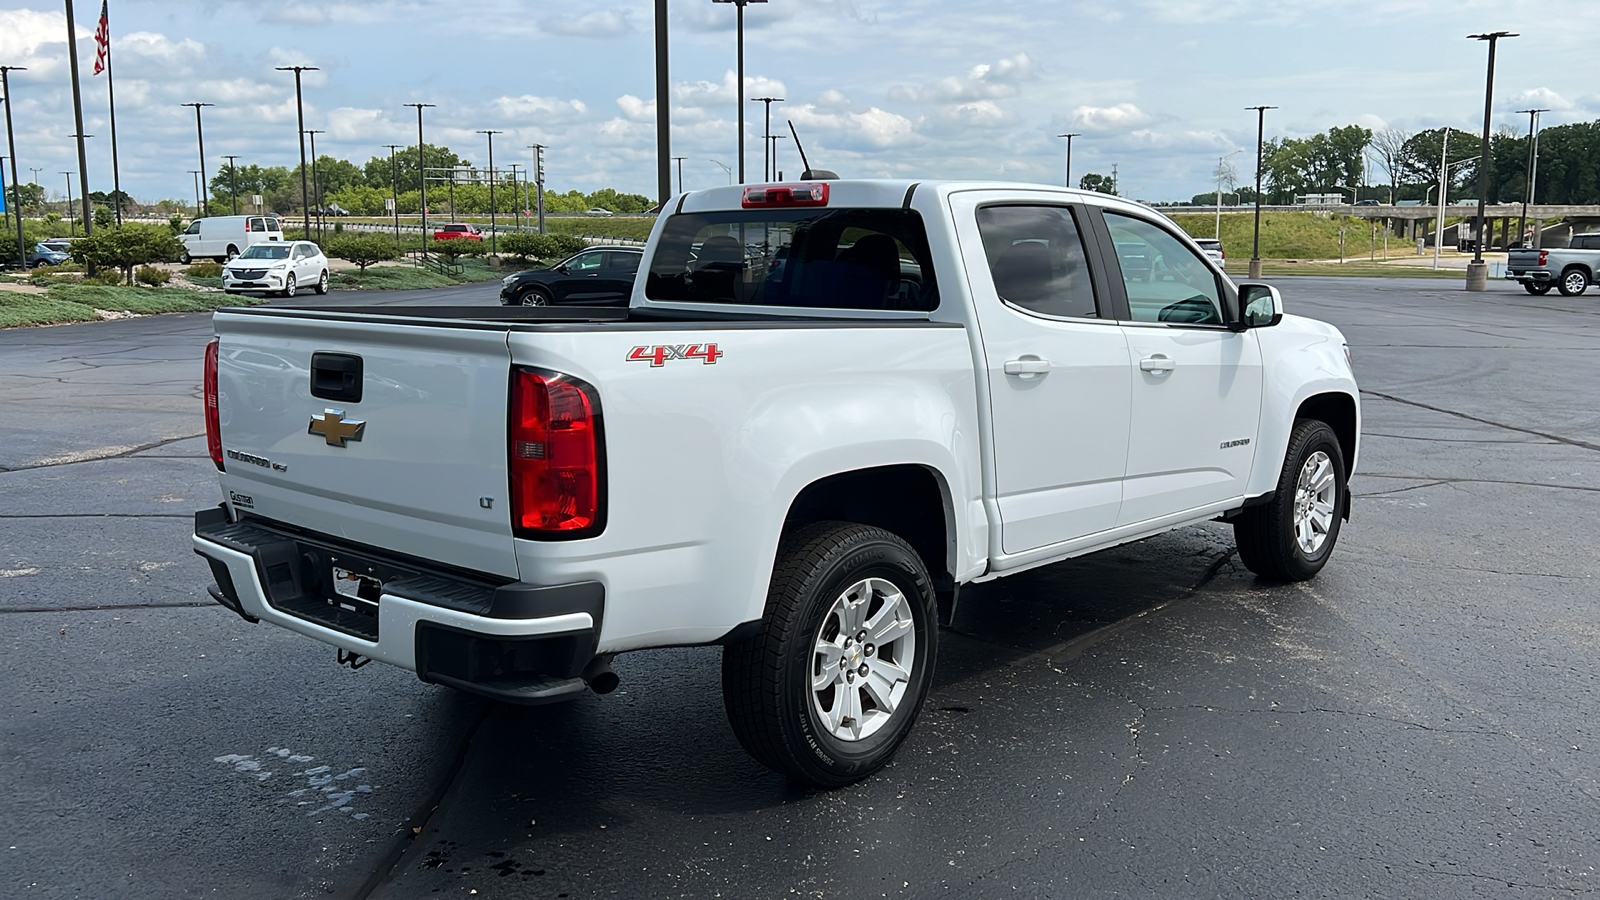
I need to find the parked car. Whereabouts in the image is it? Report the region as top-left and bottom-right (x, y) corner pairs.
(27, 243), (72, 268)
(325, 204), (351, 217)
(1353, 199), (1380, 207)
(39, 239), (75, 254)
(433, 223), (484, 242)
(197, 178), (1358, 788)
(585, 207), (614, 217)
(221, 240), (330, 297)
(180, 215), (284, 263)
(1506, 233), (1600, 296)
(1193, 238), (1225, 265)
(499, 246), (643, 306)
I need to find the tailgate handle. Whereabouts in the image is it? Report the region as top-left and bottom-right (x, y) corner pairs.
(310, 352), (364, 403)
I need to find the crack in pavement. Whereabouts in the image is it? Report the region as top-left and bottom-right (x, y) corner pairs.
(1, 432), (205, 472)
(1144, 703), (1508, 737)
(1354, 474), (1600, 494)
(1412, 866), (1589, 894)
(1361, 389), (1600, 454)
(1362, 431), (1556, 445)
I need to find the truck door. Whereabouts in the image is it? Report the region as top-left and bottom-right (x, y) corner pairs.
(949, 192), (1132, 554)
(1092, 210), (1263, 526)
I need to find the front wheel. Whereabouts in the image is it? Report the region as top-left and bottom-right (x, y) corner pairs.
(1524, 281), (1552, 295)
(1559, 267), (1589, 297)
(722, 522), (938, 788)
(1234, 419), (1347, 581)
(282, 273), (297, 298)
(179, 251), (192, 265)
(520, 287), (551, 307)
(314, 270), (329, 295)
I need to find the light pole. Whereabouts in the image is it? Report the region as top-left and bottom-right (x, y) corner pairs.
(712, 0), (767, 183)
(752, 97), (783, 181)
(1246, 105), (1277, 279)
(528, 144), (545, 234)
(508, 162), (522, 231)
(478, 129), (502, 256)
(1057, 133), (1081, 188)
(1, 66), (28, 266)
(222, 154), (240, 214)
(1515, 107), (1547, 248)
(188, 170), (201, 216)
(1465, 31), (1516, 291)
(710, 159), (732, 185)
(404, 103), (434, 252)
(62, 172), (75, 236)
(182, 102), (214, 217)
(29, 167), (41, 186)
(275, 65), (318, 239)
(305, 129), (324, 241)
(672, 156), (686, 193)
(384, 144), (402, 245)
(654, 0), (671, 207)
(1215, 149), (1243, 240)
(63, 0), (93, 235)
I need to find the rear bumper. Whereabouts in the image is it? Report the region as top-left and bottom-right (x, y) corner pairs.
(192, 507), (603, 704)
(1505, 269), (1552, 283)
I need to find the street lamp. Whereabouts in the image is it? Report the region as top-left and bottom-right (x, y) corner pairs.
(710, 159), (732, 185)
(275, 65), (319, 239)
(752, 97), (783, 181)
(1432, 152), (1479, 270)
(1246, 105), (1277, 279)
(528, 144), (546, 234)
(478, 129), (502, 256)
(1057, 133), (1081, 188)
(0, 66), (28, 267)
(1515, 107), (1548, 248)
(1464, 31), (1516, 291)
(182, 103), (215, 217)
(384, 144), (403, 245)
(1215, 148), (1243, 240)
(222, 155), (240, 215)
(671, 156), (686, 193)
(712, 0), (768, 183)
(305, 129), (325, 241)
(188, 170), (203, 218)
(62, 172), (76, 236)
(404, 103), (435, 252)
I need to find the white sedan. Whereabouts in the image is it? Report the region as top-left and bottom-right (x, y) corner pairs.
(222, 241), (330, 297)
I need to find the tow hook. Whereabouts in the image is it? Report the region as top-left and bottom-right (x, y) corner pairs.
(338, 649), (371, 670)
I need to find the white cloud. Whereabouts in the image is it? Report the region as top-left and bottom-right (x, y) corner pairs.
(542, 9), (634, 37)
(1511, 87), (1574, 112)
(616, 95), (655, 123)
(888, 52), (1039, 103)
(673, 71), (787, 110)
(326, 108), (388, 142)
(1072, 103), (1154, 132)
(490, 95), (588, 123)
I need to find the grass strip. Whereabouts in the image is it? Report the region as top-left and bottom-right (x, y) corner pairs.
(0, 285), (265, 328)
(331, 258), (503, 291)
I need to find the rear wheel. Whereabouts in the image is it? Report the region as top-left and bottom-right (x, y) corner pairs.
(1524, 282), (1552, 295)
(1234, 419), (1346, 581)
(722, 522), (938, 788)
(314, 270), (329, 295)
(1558, 267), (1589, 297)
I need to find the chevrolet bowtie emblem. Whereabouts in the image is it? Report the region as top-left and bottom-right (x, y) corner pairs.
(308, 409), (366, 447)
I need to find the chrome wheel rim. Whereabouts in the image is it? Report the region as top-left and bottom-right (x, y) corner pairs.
(284, 275), (296, 297)
(1293, 450), (1337, 556)
(810, 577), (917, 742)
(1565, 272), (1586, 294)
(522, 291), (547, 307)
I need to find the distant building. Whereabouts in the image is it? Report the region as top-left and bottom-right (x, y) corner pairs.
(1294, 193), (1346, 206)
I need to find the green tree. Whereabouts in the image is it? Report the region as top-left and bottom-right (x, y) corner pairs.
(69, 223), (183, 284)
(361, 144), (469, 194)
(6, 182), (45, 212)
(325, 185), (390, 216)
(1079, 173), (1117, 195)
(324, 233), (401, 272)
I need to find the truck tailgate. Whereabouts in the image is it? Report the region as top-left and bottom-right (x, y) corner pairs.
(213, 311), (519, 579)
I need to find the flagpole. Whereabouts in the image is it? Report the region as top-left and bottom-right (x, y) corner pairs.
(97, 1), (122, 225)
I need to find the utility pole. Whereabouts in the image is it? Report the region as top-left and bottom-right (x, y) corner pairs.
(654, 0), (671, 207)
(1246, 105), (1277, 280)
(672, 156), (686, 193)
(1465, 31), (1516, 291)
(713, 0), (768, 183)
(222, 154), (240, 214)
(384, 144), (402, 246)
(188, 170), (201, 216)
(62, 171), (76, 236)
(528, 144), (545, 234)
(275, 65), (318, 239)
(404, 103), (434, 253)
(64, 0), (93, 235)
(182, 102), (214, 216)
(305, 129), (324, 241)
(752, 97), (783, 181)
(1515, 107), (1547, 249)
(1057, 133), (1081, 188)
(509, 162), (523, 230)
(0, 66), (27, 268)
(478, 129), (502, 256)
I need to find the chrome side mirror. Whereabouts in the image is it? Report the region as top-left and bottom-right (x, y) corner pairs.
(1238, 282), (1284, 329)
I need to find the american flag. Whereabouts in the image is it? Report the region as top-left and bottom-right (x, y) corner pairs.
(92, 1), (110, 76)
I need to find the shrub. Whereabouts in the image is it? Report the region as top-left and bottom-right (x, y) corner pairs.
(500, 232), (590, 264)
(69, 223), (184, 285)
(134, 265), (171, 286)
(185, 261), (224, 278)
(324, 233), (401, 273)
(427, 239), (468, 264)
(168, 215), (187, 235)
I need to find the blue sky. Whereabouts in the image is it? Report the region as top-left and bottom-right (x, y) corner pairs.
(0, 0), (1592, 205)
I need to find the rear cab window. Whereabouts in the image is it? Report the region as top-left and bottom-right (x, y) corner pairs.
(646, 207), (938, 312)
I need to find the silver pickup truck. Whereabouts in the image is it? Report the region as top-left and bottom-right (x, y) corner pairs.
(1506, 233), (1600, 296)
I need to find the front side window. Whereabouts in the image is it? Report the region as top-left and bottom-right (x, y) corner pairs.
(646, 208), (937, 311)
(975, 205), (1098, 319)
(1105, 213), (1224, 326)
(569, 252), (605, 272)
(185, 221), (202, 235)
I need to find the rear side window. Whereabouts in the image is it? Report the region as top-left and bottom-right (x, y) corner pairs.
(264, 218), (280, 232)
(607, 252), (641, 273)
(249, 217), (265, 233)
(646, 208), (937, 311)
(975, 205), (1098, 319)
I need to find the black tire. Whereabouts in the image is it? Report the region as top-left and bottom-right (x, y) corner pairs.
(1524, 282), (1552, 295)
(282, 273), (297, 298)
(225, 245), (240, 261)
(1234, 419), (1347, 582)
(520, 287), (551, 307)
(314, 270), (329, 295)
(179, 251), (192, 265)
(1558, 267), (1589, 297)
(722, 522), (938, 788)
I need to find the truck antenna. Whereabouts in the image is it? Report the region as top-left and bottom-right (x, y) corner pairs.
(787, 120), (837, 180)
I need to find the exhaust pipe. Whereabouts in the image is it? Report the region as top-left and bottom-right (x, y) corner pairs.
(581, 655), (619, 695)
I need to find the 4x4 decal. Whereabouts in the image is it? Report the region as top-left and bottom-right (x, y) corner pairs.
(627, 344), (724, 367)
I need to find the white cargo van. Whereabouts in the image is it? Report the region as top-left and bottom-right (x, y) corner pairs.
(179, 215), (284, 263)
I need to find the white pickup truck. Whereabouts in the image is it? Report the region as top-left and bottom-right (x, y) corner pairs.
(194, 180), (1358, 786)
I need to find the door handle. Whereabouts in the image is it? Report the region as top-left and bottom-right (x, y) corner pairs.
(1139, 355), (1176, 374)
(1003, 358), (1051, 376)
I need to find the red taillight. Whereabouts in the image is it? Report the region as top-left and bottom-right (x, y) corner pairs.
(742, 183), (829, 209)
(509, 368), (603, 537)
(204, 338), (224, 471)
(1539, 250), (1548, 266)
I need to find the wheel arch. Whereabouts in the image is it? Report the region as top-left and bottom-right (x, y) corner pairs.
(1562, 262), (1593, 280)
(782, 464), (959, 624)
(1296, 391), (1358, 479)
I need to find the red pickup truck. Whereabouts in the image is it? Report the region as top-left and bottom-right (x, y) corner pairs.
(433, 223), (484, 242)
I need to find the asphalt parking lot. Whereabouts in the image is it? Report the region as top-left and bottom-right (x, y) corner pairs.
(3, 275), (1598, 899)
